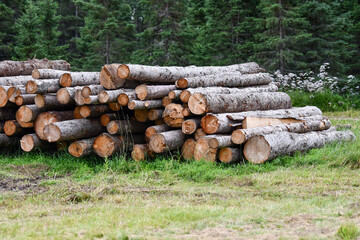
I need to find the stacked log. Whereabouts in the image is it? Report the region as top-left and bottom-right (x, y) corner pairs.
(0, 59), (355, 164)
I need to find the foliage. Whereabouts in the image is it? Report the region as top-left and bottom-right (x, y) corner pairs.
(337, 224), (360, 240)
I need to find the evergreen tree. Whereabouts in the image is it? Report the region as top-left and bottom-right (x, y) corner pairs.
(0, 3), (15, 60)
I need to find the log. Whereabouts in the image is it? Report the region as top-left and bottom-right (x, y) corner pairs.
(149, 130), (185, 153)
(56, 87), (80, 105)
(179, 83), (278, 103)
(0, 86), (9, 107)
(182, 108), (193, 117)
(32, 69), (69, 79)
(59, 72), (100, 87)
(182, 118), (201, 135)
(0, 134), (20, 147)
(79, 105), (112, 118)
(243, 129), (356, 164)
(162, 96), (172, 107)
(68, 137), (97, 157)
(7, 86), (26, 103)
(194, 137), (217, 162)
(18, 120), (34, 128)
(168, 90), (182, 100)
(74, 89), (86, 105)
(194, 128), (206, 141)
(44, 119), (104, 142)
(117, 62), (264, 83)
(208, 135), (234, 149)
(107, 120), (149, 135)
(242, 116), (304, 129)
(148, 109), (164, 121)
(99, 64), (123, 89)
(98, 89), (131, 103)
(219, 147), (242, 164)
(131, 144), (153, 161)
(0, 59), (70, 77)
(134, 109), (148, 122)
(100, 113), (118, 127)
(0, 108), (16, 121)
(162, 103), (184, 127)
(232, 119), (331, 144)
(84, 95), (101, 105)
(145, 124), (172, 140)
(176, 73), (273, 89)
(0, 76), (34, 86)
(81, 85), (104, 97)
(201, 113), (237, 135)
(73, 107), (83, 119)
(35, 94), (62, 108)
(181, 138), (196, 160)
(128, 100), (163, 110)
(188, 92), (292, 115)
(34, 111), (74, 140)
(4, 120), (26, 136)
(135, 84), (176, 100)
(15, 94), (36, 106)
(26, 79), (61, 94)
(0, 122), (4, 133)
(20, 134), (54, 152)
(117, 91), (136, 106)
(16, 104), (46, 123)
(108, 102), (122, 111)
(56, 141), (69, 151)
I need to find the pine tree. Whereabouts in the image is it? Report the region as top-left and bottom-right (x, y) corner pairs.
(0, 3), (15, 60)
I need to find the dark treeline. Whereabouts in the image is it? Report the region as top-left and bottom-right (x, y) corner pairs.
(0, 0), (359, 75)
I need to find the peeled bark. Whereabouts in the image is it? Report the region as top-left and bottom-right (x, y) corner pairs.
(242, 116), (305, 129)
(34, 111), (74, 140)
(162, 103), (184, 127)
(35, 94), (61, 108)
(16, 104), (46, 123)
(149, 129), (185, 153)
(32, 69), (69, 79)
(148, 109), (164, 121)
(79, 105), (112, 118)
(0, 59), (70, 77)
(56, 87), (81, 105)
(98, 89), (131, 103)
(219, 148), (242, 164)
(131, 144), (153, 161)
(194, 137), (217, 162)
(161, 96), (172, 107)
(208, 135), (234, 149)
(182, 118), (201, 135)
(20, 134), (54, 152)
(68, 137), (97, 157)
(117, 91), (136, 106)
(128, 100), (162, 110)
(145, 124), (172, 140)
(81, 85), (104, 97)
(188, 92), (292, 115)
(181, 138), (196, 160)
(100, 113), (118, 126)
(201, 113), (237, 134)
(232, 119), (331, 144)
(26, 79), (61, 94)
(0, 108), (16, 121)
(135, 84), (176, 100)
(59, 72), (99, 87)
(44, 118), (104, 142)
(244, 129), (356, 164)
(15, 94), (36, 106)
(179, 83), (278, 103)
(134, 109), (148, 122)
(176, 72), (273, 89)
(117, 62), (264, 83)
(168, 90), (182, 100)
(194, 128), (207, 141)
(107, 120), (149, 135)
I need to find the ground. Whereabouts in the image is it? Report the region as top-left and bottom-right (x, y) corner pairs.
(0, 111), (360, 240)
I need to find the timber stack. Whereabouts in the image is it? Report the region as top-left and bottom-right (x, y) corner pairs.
(0, 59), (356, 164)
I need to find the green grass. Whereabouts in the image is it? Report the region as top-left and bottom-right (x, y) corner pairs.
(337, 224), (360, 240)
(0, 112), (360, 239)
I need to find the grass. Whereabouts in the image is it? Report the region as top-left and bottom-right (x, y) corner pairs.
(0, 112), (360, 239)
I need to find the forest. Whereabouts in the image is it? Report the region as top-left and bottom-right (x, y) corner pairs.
(0, 0), (359, 75)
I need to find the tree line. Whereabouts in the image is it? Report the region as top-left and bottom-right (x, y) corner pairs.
(0, 0), (359, 75)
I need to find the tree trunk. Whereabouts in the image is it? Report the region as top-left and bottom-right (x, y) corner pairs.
(219, 147), (242, 163)
(243, 129), (355, 164)
(32, 69), (69, 79)
(15, 94), (36, 106)
(117, 62), (264, 83)
(5, 120), (31, 136)
(79, 105), (112, 118)
(59, 72), (99, 87)
(168, 90), (182, 100)
(117, 91), (136, 106)
(182, 118), (201, 135)
(162, 103), (184, 127)
(68, 137), (97, 157)
(131, 144), (154, 161)
(26, 79), (61, 94)
(100, 113), (118, 127)
(16, 104), (46, 123)
(148, 109), (164, 121)
(176, 73), (273, 89)
(0, 59), (70, 77)
(107, 120), (149, 135)
(179, 83), (278, 103)
(201, 113), (237, 134)
(194, 137), (217, 162)
(135, 84), (176, 100)
(208, 135), (234, 149)
(232, 119), (331, 144)
(81, 85), (104, 97)
(188, 92), (292, 115)
(0, 76), (34, 86)
(44, 118), (104, 142)
(145, 124), (172, 140)
(20, 133), (54, 152)
(128, 100), (163, 110)
(56, 87), (81, 104)
(34, 111), (74, 140)
(0, 108), (16, 121)
(194, 128), (207, 141)
(181, 138), (196, 160)
(35, 94), (61, 108)
(149, 129), (185, 153)
(98, 89), (131, 103)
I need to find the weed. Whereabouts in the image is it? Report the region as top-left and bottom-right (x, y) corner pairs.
(337, 223), (359, 240)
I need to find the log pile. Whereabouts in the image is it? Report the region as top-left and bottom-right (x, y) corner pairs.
(0, 59), (355, 164)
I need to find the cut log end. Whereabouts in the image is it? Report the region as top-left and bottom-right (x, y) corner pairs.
(4, 120), (19, 136)
(134, 109), (148, 122)
(176, 78), (188, 89)
(16, 105), (33, 123)
(20, 134), (35, 152)
(149, 134), (166, 153)
(106, 121), (118, 135)
(181, 138), (196, 160)
(162, 96), (171, 107)
(219, 147), (241, 164)
(201, 114), (219, 134)
(118, 93), (130, 106)
(81, 86), (92, 97)
(182, 120), (197, 135)
(34, 94), (45, 108)
(188, 93), (207, 115)
(25, 81), (37, 94)
(60, 73), (72, 87)
(68, 142), (85, 158)
(93, 134), (117, 158)
(243, 135), (270, 164)
(98, 91), (109, 103)
(179, 90), (191, 103)
(0, 87), (8, 107)
(15, 96), (24, 106)
(131, 144), (151, 162)
(231, 129), (246, 144)
(108, 102), (121, 111)
(117, 64), (130, 79)
(56, 88), (71, 104)
(44, 124), (61, 142)
(79, 106), (91, 118)
(31, 69), (40, 79)
(135, 84), (148, 101)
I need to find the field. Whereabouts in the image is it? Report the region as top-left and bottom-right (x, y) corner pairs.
(0, 111), (360, 240)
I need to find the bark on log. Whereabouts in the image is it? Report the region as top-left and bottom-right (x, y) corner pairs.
(128, 100), (163, 110)
(100, 113), (118, 127)
(188, 92), (292, 115)
(0, 134), (20, 147)
(107, 120), (149, 135)
(194, 137), (217, 162)
(135, 84), (176, 100)
(26, 79), (61, 94)
(201, 113), (237, 135)
(219, 147), (242, 164)
(131, 144), (153, 161)
(117, 62), (264, 83)
(181, 138), (196, 160)
(149, 130), (185, 153)
(162, 103), (184, 127)
(98, 89), (131, 103)
(208, 135), (234, 149)
(0, 59), (70, 77)
(84, 95), (101, 105)
(79, 105), (112, 118)
(134, 109), (148, 122)
(179, 84), (278, 103)
(34, 111), (74, 140)
(35, 94), (61, 108)
(244, 129), (356, 164)
(145, 124), (172, 140)
(148, 109), (164, 121)
(176, 73), (273, 89)
(68, 137), (97, 157)
(0, 108), (16, 121)
(15, 94), (36, 106)
(194, 128), (207, 141)
(117, 91), (136, 106)
(0, 76), (34, 86)
(81, 85), (104, 97)
(182, 118), (201, 135)
(56, 87), (81, 105)
(32, 69), (69, 79)
(44, 118), (104, 142)
(161, 96), (172, 107)
(168, 90), (182, 100)
(232, 119), (331, 144)
(20, 133), (54, 152)
(16, 104), (46, 123)
(59, 72), (100, 87)
(4, 120), (27, 136)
